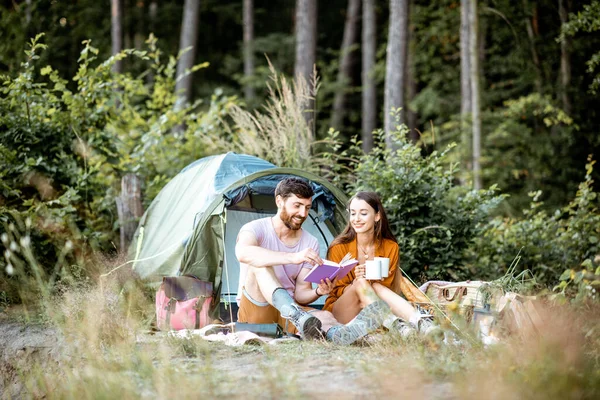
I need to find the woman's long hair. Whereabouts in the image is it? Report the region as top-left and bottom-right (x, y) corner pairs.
(329, 191), (397, 249)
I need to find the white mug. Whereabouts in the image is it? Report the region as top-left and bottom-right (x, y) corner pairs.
(375, 257), (390, 278)
(365, 259), (382, 280)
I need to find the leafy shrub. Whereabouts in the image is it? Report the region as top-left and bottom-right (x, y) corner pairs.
(0, 34), (234, 301)
(346, 121), (505, 282)
(420, 93), (577, 214)
(467, 156), (600, 290)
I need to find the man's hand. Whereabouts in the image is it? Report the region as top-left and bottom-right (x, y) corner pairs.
(292, 248), (323, 267)
(316, 278), (335, 296)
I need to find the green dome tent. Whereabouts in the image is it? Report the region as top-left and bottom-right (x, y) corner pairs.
(129, 152), (349, 316)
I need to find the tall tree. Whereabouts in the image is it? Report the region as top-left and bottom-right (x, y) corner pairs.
(406, 0), (418, 142)
(149, 0), (158, 30)
(460, 0), (472, 131)
(460, 0), (472, 180)
(175, 0), (201, 109)
(330, 0), (361, 132)
(243, 0), (255, 102)
(146, 1), (158, 85)
(111, 0), (123, 73)
(384, 0), (409, 147)
(25, 0), (32, 24)
(469, 0), (481, 189)
(523, 0), (543, 94)
(362, 0), (377, 152)
(294, 0), (317, 131)
(558, 0), (572, 114)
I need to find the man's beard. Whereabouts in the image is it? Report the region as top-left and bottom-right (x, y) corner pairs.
(281, 208), (306, 230)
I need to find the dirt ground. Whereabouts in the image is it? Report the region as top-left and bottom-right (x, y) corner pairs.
(0, 316), (457, 399)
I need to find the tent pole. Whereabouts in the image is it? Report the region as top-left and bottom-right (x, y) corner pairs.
(220, 209), (235, 325)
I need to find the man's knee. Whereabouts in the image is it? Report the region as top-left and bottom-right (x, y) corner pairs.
(244, 268), (267, 302)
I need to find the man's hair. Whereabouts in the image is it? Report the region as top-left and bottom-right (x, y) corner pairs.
(275, 177), (314, 200)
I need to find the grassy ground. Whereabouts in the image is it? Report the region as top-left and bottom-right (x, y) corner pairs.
(1, 276), (599, 400)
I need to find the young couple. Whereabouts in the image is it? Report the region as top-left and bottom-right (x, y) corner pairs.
(235, 177), (437, 344)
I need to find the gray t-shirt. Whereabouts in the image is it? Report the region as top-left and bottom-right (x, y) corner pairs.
(239, 217), (319, 296)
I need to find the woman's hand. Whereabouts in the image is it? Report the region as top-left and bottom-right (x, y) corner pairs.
(353, 264), (366, 280)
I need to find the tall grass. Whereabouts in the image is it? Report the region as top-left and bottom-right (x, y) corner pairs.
(3, 260), (599, 400)
(215, 61), (346, 178)
(1, 201), (599, 399)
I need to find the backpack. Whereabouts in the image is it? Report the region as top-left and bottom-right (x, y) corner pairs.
(156, 275), (213, 330)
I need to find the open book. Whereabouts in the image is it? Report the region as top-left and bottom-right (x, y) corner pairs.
(304, 253), (358, 284)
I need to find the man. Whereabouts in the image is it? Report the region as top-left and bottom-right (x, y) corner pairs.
(235, 176), (389, 343)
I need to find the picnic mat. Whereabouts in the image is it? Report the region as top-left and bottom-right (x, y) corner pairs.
(166, 323), (301, 346)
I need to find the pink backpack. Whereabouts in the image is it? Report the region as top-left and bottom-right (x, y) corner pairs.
(156, 276), (213, 331)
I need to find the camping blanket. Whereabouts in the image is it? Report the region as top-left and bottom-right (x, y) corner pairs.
(167, 323), (300, 346)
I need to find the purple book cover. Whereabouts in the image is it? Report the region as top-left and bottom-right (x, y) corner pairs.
(304, 258), (358, 284)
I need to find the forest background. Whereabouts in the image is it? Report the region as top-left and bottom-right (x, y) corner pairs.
(1, 0), (600, 306)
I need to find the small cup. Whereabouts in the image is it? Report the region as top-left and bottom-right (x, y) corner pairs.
(365, 259), (382, 280)
(375, 257), (390, 278)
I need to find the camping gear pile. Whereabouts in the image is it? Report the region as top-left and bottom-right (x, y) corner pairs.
(419, 280), (545, 343)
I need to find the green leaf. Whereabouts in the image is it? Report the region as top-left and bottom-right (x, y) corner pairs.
(559, 269), (573, 281)
(553, 280), (568, 291)
(40, 66), (52, 76)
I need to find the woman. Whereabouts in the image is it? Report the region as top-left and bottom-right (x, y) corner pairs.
(324, 191), (435, 336)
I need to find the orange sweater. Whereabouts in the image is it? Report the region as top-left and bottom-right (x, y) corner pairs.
(323, 238), (399, 312)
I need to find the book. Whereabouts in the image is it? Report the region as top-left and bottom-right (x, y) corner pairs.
(303, 253), (358, 284)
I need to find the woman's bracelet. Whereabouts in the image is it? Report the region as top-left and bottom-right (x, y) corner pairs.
(315, 287), (321, 297)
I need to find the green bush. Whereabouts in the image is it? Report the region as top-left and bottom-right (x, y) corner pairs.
(420, 94), (578, 214)
(346, 122), (505, 282)
(466, 156), (600, 291)
(0, 34), (234, 302)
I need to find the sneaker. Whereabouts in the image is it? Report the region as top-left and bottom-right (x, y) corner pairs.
(391, 319), (417, 339)
(281, 304), (322, 340)
(417, 317), (442, 338)
(327, 322), (370, 345)
(327, 300), (389, 345)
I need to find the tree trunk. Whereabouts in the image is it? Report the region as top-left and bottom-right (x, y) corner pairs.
(134, 0), (145, 51)
(294, 0), (317, 133)
(25, 0), (32, 24)
(116, 174), (143, 252)
(175, 0), (201, 109)
(558, 0), (572, 115)
(361, 0), (377, 153)
(147, 1), (158, 85)
(460, 0), (472, 180)
(523, 0), (543, 94)
(330, 0), (361, 132)
(469, 0), (481, 190)
(123, 0), (132, 50)
(384, 0), (409, 148)
(149, 1), (158, 32)
(460, 0), (472, 122)
(406, 0), (418, 143)
(243, 0), (255, 102)
(111, 0), (123, 73)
